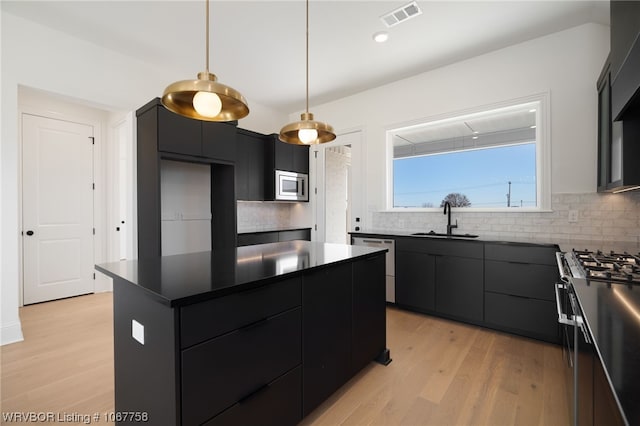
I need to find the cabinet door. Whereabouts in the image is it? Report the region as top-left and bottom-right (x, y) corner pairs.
(274, 139), (293, 171)
(395, 250), (435, 311)
(302, 262), (352, 416)
(202, 121), (236, 162)
(157, 107), (201, 156)
(235, 132), (265, 201)
(292, 145), (309, 174)
(351, 255), (386, 374)
(435, 256), (483, 322)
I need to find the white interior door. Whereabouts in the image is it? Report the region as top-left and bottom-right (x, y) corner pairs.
(314, 130), (364, 243)
(22, 114), (95, 305)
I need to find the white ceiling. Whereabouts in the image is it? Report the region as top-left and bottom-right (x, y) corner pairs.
(1, 0), (609, 113)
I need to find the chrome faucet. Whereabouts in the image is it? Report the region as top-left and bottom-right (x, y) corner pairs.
(443, 201), (458, 236)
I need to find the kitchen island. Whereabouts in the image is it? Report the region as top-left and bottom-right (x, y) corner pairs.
(95, 241), (389, 425)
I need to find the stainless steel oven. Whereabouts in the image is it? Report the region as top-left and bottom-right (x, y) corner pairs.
(275, 170), (308, 201)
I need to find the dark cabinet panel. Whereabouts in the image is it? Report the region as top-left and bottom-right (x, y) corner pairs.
(202, 121), (236, 162)
(237, 232), (278, 247)
(395, 250), (436, 311)
(157, 107), (202, 157)
(275, 137), (294, 171)
(267, 134), (310, 174)
(302, 262), (352, 416)
(180, 277), (301, 348)
(610, 0), (640, 119)
(485, 260), (557, 301)
(204, 366), (302, 426)
(181, 308), (302, 426)
(235, 129), (266, 201)
(484, 243), (557, 265)
(396, 237), (483, 259)
(485, 292), (558, 342)
(351, 255), (386, 374)
(435, 256), (484, 322)
(136, 109), (161, 258)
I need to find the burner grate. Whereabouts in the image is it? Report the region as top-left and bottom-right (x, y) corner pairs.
(571, 249), (640, 284)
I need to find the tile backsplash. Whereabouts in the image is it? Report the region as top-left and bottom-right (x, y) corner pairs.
(237, 201), (293, 233)
(372, 192), (640, 243)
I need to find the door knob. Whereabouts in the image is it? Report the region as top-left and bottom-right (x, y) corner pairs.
(26, 230), (34, 236)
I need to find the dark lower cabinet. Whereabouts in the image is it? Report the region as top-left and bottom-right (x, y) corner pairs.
(352, 255), (386, 374)
(111, 251), (388, 425)
(485, 292), (557, 340)
(395, 250), (435, 311)
(435, 255), (483, 322)
(302, 263), (352, 416)
(182, 308), (302, 425)
(204, 367), (302, 426)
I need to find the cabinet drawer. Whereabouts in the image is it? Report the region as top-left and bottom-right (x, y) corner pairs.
(485, 243), (557, 265)
(485, 292), (558, 341)
(204, 366), (302, 426)
(182, 307), (302, 426)
(396, 238), (483, 259)
(180, 276), (301, 348)
(485, 260), (558, 301)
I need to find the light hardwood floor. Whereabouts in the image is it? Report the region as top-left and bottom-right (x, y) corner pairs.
(1, 293), (570, 425)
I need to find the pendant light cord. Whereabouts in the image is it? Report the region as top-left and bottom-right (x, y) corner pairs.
(205, 0), (210, 73)
(305, 0), (309, 114)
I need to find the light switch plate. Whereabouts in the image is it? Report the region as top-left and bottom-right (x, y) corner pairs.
(132, 319), (145, 345)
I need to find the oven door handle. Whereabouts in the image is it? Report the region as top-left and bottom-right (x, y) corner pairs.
(555, 252), (571, 283)
(555, 282), (576, 326)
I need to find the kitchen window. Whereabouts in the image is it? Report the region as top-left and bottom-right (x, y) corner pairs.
(387, 95), (550, 211)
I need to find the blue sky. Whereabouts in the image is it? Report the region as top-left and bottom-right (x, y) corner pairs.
(393, 143), (537, 208)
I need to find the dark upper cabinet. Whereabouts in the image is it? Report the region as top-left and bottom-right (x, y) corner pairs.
(597, 57), (640, 192)
(610, 0), (640, 120)
(158, 107), (202, 157)
(202, 121), (237, 162)
(142, 98), (236, 162)
(236, 129), (266, 201)
(135, 98), (237, 258)
(267, 134), (310, 174)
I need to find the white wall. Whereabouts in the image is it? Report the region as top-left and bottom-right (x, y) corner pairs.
(0, 11), (287, 345)
(303, 23), (610, 226)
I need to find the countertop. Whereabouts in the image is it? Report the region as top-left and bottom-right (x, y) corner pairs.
(350, 229), (640, 253)
(95, 240), (386, 307)
(572, 277), (640, 425)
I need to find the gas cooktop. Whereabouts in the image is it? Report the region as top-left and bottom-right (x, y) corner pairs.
(571, 249), (640, 284)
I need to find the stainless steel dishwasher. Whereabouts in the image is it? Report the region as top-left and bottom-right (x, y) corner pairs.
(352, 237), (395, 303)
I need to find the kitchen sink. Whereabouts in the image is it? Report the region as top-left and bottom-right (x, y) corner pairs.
(411, 231), (479, 238)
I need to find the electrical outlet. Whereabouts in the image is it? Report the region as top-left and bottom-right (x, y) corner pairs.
(132, 319), (145, 345)
(568, 210), (579, 223)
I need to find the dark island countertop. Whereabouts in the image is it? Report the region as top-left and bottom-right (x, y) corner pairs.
(95, 240), (387, 307)
(572, 278), (640, 425)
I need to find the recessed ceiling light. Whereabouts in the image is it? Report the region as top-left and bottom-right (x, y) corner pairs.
(472, 136), (478, 140)
(529, 109), (536, 113)
(373, 31), (389, 43)
(530, 125), (537, 129)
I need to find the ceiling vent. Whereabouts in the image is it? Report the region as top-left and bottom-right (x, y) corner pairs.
(380, 1), (422, 28)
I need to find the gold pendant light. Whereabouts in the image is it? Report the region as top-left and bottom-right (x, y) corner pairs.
(279, 0), (336, 145)
(162, 0), (249, 122)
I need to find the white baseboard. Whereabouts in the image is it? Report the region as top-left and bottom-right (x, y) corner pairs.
(1, 321), (24, 346)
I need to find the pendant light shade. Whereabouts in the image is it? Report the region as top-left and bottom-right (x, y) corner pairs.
(161, 0), (249, 122)
(279, 0), (335, 145)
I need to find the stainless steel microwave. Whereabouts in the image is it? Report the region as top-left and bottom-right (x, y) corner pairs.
(275, 170), (308, 201)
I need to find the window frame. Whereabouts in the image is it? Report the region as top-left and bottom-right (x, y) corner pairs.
(385, 93), (551, 212)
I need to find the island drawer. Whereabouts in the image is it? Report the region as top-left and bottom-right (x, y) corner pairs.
(180, 276), (302, 348)
(204, 366), (302, 426)
(181, 307), (302, 426)
(485, 243), (558, 265)
(485, 260), (558, 301)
